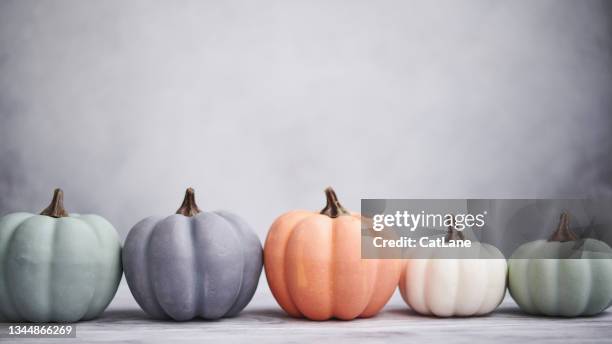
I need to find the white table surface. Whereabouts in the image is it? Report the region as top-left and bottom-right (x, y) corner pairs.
(5, 280), (612, 344)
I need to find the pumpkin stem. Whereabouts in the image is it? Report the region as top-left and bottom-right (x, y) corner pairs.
(445, 215), (465, 241)
(549, 211), (578, 242)
(320, 187), (350, 218)
(176, 188), (202, 217)
(40, 188), (69, 218)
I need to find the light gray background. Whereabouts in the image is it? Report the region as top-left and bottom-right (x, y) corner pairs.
(1, 0), (611, 238)
(1, 1), (612, 342)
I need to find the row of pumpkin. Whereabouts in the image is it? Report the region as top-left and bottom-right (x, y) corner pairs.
(0, 187), (611, 322)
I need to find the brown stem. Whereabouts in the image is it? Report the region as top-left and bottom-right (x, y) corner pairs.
(40, 188), (69, 218)
(320, 187), (350, 218)
(445, 215), (465, 241)
(176, 188), (202, 217)
(549, 212), (578, 242)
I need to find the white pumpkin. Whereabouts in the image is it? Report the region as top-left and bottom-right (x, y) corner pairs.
(399, 227), (507, 317)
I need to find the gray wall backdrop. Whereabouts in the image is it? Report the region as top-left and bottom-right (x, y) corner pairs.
(1, 0), (611, 242)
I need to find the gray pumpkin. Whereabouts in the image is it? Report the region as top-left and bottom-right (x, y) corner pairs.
(123, 188), (262, 321)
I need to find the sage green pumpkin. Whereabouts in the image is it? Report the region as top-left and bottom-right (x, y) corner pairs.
(508, 212), (612, 317)
(0, 189), (122, 322)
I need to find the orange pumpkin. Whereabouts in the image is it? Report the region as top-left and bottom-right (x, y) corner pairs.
(264, 187), (401, 320)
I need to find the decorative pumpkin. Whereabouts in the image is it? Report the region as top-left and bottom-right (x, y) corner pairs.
(508, 212), (612, 316)
(123, 188), (263, 321)
(0, 189), (122, 322)
(264, 187), (401, 321)
(399, 224), (507, 317)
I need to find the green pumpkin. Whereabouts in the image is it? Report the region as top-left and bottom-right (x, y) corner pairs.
(0, 189), (122, 322)
(508, 212), (612, 317)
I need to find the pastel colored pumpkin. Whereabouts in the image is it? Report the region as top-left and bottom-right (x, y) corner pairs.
(0, 189), (122, 322)
(399, 224), (507, 317)
(123, 188), (262, 321)
(264, 187), (402, 321)
(508, 212), (612, 316)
